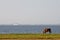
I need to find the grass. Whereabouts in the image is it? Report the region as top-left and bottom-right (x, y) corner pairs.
(0, 34), (60, 39)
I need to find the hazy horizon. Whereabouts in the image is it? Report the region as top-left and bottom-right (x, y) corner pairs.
(0, 0), (60, 25)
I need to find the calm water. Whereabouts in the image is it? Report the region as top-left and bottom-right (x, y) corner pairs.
(0, 25), (60, 34)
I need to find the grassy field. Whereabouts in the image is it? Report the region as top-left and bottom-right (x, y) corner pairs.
(0, 34), (60, 39)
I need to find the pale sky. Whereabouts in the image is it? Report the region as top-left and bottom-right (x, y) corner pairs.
(0, 0), (60, 25)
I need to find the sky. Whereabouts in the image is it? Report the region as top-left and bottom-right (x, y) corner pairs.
(0, 0), (60, 25)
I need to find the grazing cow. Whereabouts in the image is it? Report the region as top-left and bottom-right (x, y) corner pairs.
(43, 28), (52, 34)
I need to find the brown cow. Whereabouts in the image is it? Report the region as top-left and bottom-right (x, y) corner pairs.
(43, 28), (52, 34)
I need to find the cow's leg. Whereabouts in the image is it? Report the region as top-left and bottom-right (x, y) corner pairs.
(43, 30), (46, 34)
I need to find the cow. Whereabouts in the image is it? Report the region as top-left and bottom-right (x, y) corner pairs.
(43, 28), (52, 34)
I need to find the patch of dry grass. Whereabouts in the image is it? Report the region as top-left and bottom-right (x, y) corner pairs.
(0, 34), (60, 39)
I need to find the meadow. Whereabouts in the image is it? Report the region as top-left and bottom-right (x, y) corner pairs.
(0, 34), (60, 39)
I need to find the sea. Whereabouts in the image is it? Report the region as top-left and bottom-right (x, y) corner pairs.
(0, 25), (60, 34)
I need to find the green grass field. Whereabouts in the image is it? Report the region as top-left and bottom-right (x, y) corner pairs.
(0, 34), (60, 39)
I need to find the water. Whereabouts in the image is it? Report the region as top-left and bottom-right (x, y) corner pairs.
(0, 25), (60, 34)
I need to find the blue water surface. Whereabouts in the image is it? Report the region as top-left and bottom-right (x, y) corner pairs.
(0, 25), (60, 34)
